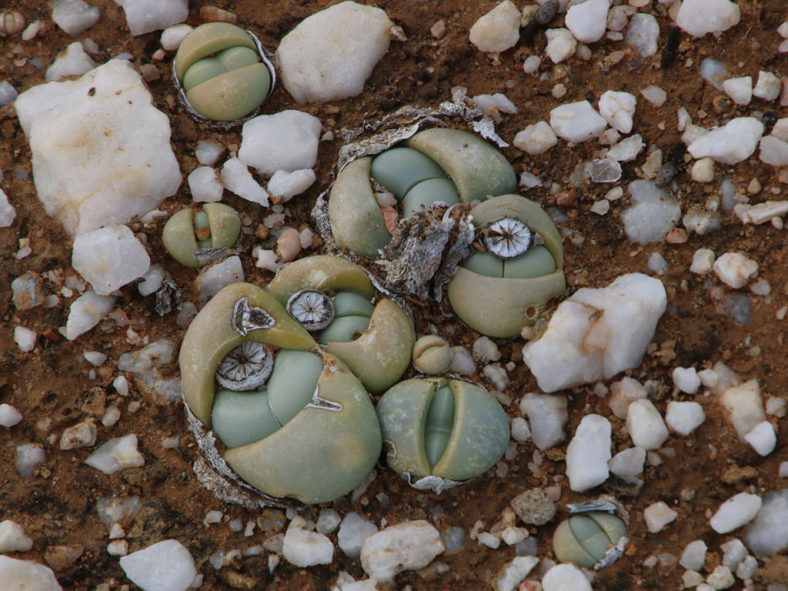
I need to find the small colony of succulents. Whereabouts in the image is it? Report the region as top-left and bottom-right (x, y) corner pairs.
(166, 21), (626, 569)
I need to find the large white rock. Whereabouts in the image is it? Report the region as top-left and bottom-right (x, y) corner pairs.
(711, 493), (762, 534)
(621, 180), (681, 244)
(626, 399), (669, 450)
(114, 0), (188, 36)
(72, 225), (150, 295)
(14, 60), (181, 236)
(0, 556), (61, 591)
(676, 0), (740, 37)
(85, 434), (144, 474)
(337, 512), (378, 560)
(523, 273), (667, 392)
(469, 1), (521, 53)
(687, 117), (764, 165)
(238, 110), (322, 177)
(65, 290), (116, 340)
(565, 0), (609, 44)
(119, 539), (197, 591)
(549, 100), (607, 143)
(276, 1), (394, 103)
(360, 520), (444, 580)
(566, 414), (611, 492)
(745, 489), (788, 556)
(283, 517), (334, 567)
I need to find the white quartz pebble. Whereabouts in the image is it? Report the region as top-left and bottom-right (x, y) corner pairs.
(759, 135), (788, 166)
(195, 140), (224, 166)
(720, 380), (765, 440)
(360, 520), (444, 580)
(0, 404), (23, 427)
(666, 401), (705, 436)
(676, 0), (740, 37)
(745, 489), (788, 556)
(85, 434), (144, 474)
(239, 110), (322, 176)
(510, 417), (531, 442)
(644, 501), (678, 533)
(713, 252), (758, 289)
(337, 512), (378, 560)
(722, 76), (752, 105)
(672, 367), (701, 394)
(598, 90), (636, 134)
(0, 188), (16, 227)
(15, 61), (182, 236)
(622, 180), (680, 243)
(542, 563), (592, 591)
(680, 539), (707, 571)
(497, 556), (539, 591)
(744, 421), (776, 456)
(16, 443), (45, 477)
(60, 421), (98, 449)
(0, 556), (61, 591)
(640, 85), (667, 106)
(626, 399), (669, 450)
(160, 23), (192, 51)
(137, 265), (164, 297)
(52, 0), (101, 36)
(65, 291), (116, 341)
(625, 13), (659, 57)
(520, 393), (568, 450)
(720, 538), (747, 569)
(0, 520), (34, 552)
(14, 326), (37, 352)
(609, 446), (645, 477)
(687, 118), (764, 165)
(607, 134), (644, 161)
(188, 167), (223, 203)
(115, 0), (188, 36)
(566, 414), (611, 492)
(710, 493), (762, 534)
(276, 1), (394, 103)
(523, 273), (666, 392)
(72, 225), (150, 295)
(545, 28), (577, 64)
(45, 41), (96, 82)
(565, 0), (609, 43)
(221, 158), (269, 207)
(119, 539), (197, 591)
(469, 1), (521, 53)
(513, 121), (558, 155)
(753, 70), (781, 101)
(690, 248), (715, 274)
(316, 509), (341, 535)
(197, 256), (245, 302)
(706, 565), (735, 589)
(550, 100), (607, 143)
(283, 517), (334, 567)
(267, 169), (316, 201)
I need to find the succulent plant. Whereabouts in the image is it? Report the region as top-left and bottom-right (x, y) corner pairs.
(327, 127), (517, 257)
(447, 194), (566, 338)
(411, 335), (453, 375)
(179, 282), (382, 504)
(173, 22), (274, 122)
(552, 512), (627, 568)
(376, 377), (510, 482)
(269, 255), (414, 394)
(162, 203), (241, 267)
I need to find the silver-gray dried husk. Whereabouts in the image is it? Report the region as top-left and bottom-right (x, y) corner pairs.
(402, 472), (462, 494)
(313, 92), (505, 301)
(568, 494), (630, 524)
(186, 404), (294, 510)
(595, 536), (629, 570)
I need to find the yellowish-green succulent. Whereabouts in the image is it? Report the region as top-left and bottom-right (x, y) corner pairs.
(327, 128), (517, 257)
(447, 194), (566, 338)
(179, 282), (382, 504)
(174, 22), (273, 122)
(376, 377), (510, 482)
(268, 255), (414, 394)
(552, 512), (627, 568)
(162, 203), (241, 267)
(411, 335), (453, 375)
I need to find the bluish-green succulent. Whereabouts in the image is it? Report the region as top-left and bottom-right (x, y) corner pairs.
(552, 512), (627, 568)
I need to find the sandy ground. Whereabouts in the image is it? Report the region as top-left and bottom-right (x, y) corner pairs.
(0, 1), (786, 589)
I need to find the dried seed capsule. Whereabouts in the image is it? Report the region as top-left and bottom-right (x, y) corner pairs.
(215, 341), (274, 391)
(286, 289), (335, 331)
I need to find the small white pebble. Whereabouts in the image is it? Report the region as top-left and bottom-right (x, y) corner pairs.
(690, 248), (715, 274)
(109, 523), (126, 539)
(706, 565), (734, 589)
(644, 501), (678, 533)
(713, 252), (758, 288)
(161, 436), (180, 448)
(477, 532), (500, 549)
(0, 404), (23, 428)
(523, 55), (541, 74)
(13, 326), (36, 352)
(590, 200), (610, 215)
(743, 421), (776, 456)
(690, 158), (715, 183)
(83, 351), (107, 366)
(113, 376), (130, 396)
(160, 23), (193, 52)
(672, 367), (700, 394)
(778, 461), (788, 478)
(641, 85), (667, 106)
(101, 406), (121, 428)
(107, 540), (129, 556)
(510, 417), (531, 442)
(204, 510), (223, 526)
